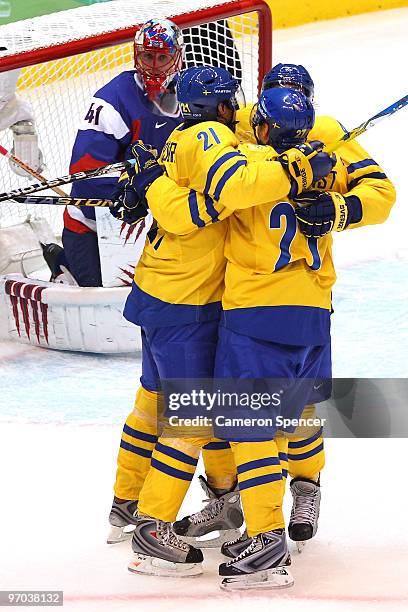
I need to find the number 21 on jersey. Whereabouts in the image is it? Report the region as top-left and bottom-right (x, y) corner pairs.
(269, 202), (321, 271)
(197, 127), (221, 151)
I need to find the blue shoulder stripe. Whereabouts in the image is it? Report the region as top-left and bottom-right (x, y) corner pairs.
(188, 190), (206, 228)
(347, 159), (377, 174)
(348, 172), (387, 190)
(204, 195), (219, 222)
(204, 151), (245, 195)
(213, 159), (247, 201)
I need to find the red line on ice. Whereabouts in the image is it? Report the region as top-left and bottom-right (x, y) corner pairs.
(64, 591), (408, 604)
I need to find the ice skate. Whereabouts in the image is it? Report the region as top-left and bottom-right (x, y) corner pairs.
(173, 476), (243, 548)
(128, 516), (203, 577)
(107, 498), (138, 544)
(219, 528), (294, 591)
(40, 242), (77, 284)
(221, 529), (250, 558)
(288, 477), (321, 552)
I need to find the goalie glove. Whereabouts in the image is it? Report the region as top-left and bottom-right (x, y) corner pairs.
(109, 168), (148, 226)
(277, 141), (336, 198)
(10, 120), (44, 177)
(294, 191), (363, 238)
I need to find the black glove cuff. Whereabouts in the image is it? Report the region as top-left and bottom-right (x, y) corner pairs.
(345, 195), (363, 225)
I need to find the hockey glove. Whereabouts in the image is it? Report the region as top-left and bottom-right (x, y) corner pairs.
(277, 141), (336, 198)
(110, 169), (148, 226)
(127, 140), (164, 198)
(294, 191), (362, 238)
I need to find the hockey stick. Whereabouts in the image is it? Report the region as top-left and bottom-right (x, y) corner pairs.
(0, 161), (125, 203)
(0, 144), (69, 197)
(10, 195), (114, 207)
(1, 94), (407, 206)
(323, 93), (408, 154)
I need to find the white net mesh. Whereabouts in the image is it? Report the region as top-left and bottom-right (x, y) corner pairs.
(0, 0), (266, 233)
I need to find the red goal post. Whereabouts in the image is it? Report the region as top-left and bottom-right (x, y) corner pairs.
(0, 0), (272, 233)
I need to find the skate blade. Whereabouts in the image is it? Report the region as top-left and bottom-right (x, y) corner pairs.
(107, 524), (135, 544)
(180, 528), (242, 549)
(128, 553), (203, 577)
(220, 567), (294, 591)
(296, 541), (306, 553)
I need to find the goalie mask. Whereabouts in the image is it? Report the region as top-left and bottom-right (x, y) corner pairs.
(250, 87), (315, 152)
(134, 18), (184, 101)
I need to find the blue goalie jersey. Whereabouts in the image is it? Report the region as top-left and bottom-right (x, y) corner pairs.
(65, 70), (181, 233)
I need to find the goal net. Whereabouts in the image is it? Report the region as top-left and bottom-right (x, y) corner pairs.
(0, 0), (272, 234)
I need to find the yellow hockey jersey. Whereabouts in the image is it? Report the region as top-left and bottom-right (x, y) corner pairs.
(129, 113), (395, 344)
(124, 120), (293, 327)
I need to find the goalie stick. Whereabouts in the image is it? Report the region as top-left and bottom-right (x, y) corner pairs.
(0, 93), (407, 206)
(0, 143), (69, 197)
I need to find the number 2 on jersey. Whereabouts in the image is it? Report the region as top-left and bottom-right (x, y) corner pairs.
(270, 202), (321, 271)
(197, 127), (221, 151)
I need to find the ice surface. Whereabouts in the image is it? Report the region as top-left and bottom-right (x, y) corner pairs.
(1, 7), (408, 611)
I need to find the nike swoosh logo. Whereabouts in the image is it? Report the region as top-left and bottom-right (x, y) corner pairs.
(313, 383), (324, 390)
(155, 122), (167, 128)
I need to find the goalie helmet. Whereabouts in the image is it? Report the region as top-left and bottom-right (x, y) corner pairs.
(134, 18), (184, 100)
(250, 87), (315, 152)
(262, 64), (314, 102)
(176, 66), (244, 123)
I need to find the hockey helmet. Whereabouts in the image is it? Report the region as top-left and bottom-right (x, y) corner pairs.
(250, 87), (315, 151)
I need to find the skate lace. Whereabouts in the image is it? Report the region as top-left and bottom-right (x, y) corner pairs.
(227, 535), (258, 565)
(292, 489), (318, 524)
(190, 497), (224, 525)
(224, 530), (248, 547)
(157, 521), (189, 552)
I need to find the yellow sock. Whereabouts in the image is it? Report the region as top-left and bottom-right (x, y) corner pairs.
(230, 440), (285, 536)
(113, 387), (161, 501)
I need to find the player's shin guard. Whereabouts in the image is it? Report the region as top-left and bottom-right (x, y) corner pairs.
(287, 406), (325, 481)
(230, 440), (285, 536)
(276, 435), (289, 483)
(109, 387), (160, 543)
(113, 387), (161, 501)
(137, 438), (202, 522)
(202, 440), (237, 492)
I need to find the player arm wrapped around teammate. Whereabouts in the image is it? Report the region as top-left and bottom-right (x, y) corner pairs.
(109, 141), (164, 225)
(277, 141), (336, 198)
(293, 190), (363, 238)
